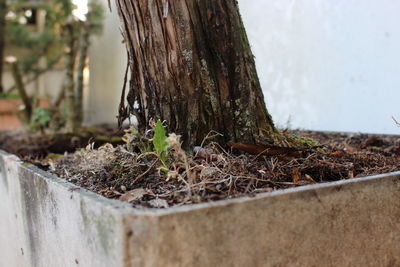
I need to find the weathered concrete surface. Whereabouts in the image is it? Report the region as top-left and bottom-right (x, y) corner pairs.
(1, 149), (400, 267)
(0, 150), (133, 267)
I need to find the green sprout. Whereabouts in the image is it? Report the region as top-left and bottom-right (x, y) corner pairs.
(153, 120), (169, 172)
(30, 107), (52, 132)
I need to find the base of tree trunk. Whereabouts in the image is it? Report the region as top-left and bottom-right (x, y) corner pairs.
(116, 0), (282, 148)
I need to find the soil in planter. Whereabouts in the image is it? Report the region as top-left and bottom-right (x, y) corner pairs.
(0, 125), (125, 162)
(46, 131), (400, 209)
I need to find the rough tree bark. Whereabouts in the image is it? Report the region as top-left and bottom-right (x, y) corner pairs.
(63, 22), (78, 132)
(0, 0), (6, 93)
(115, 0), (278, 148)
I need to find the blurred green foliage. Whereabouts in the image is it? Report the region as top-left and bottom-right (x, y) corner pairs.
(0, 91), (19, 98)
(5, 0), (103, 80)
(30, 106), (52, 131)
(2, 0), (104, 132)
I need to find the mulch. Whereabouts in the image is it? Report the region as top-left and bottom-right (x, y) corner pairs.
(43, 131), (400, 209)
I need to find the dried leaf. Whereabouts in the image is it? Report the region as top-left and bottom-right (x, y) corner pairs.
(149, 198), (169, 208)
(292, 168), (300, 183)
(119, 188), (146, 202)
(330, 151), (345, 157)
(227, 142), (300, 156)
(361, 136), (384, 148)
(200, 167), (219, 178)
(193, 146), (217, 161)
(344, 145), (357, 153)
(304, 174), (317, 184)
(253, 188), (273, 193)
(98, 189), (108, 194)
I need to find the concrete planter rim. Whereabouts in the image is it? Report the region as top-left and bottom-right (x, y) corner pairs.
(3, 149), (399, 216)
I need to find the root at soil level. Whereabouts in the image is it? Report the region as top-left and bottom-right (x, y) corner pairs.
(48, 131), (400, 209)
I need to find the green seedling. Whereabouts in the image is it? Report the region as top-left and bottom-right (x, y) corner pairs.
(30, 107), (52, 132)
(153, 120), (169, 172)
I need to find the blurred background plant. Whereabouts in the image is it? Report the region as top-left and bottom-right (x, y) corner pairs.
(0, 0), (103, 133)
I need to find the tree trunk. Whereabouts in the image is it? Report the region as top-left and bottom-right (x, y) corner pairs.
(0, 0), (6, 93)
(75, 21), (90, 126)
(64, 23), (78, 132)
(115, 0), (278, 148)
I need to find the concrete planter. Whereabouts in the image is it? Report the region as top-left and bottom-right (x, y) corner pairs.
(1, 149), (400, 267)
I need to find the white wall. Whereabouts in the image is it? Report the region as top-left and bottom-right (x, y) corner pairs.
(238, 0), (400, 134)
(86, 0), (126, 125)
(88, 0), (400, 134)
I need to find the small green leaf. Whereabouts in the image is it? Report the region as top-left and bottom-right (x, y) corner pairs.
(153, 120), (169, 155)
(30, 107), (52, 131)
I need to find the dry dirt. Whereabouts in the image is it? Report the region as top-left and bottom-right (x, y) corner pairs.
(43, 131), (400, 209)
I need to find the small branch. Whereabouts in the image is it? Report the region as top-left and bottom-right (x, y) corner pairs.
(5, 64), (58, 94)
(117, 51), (130, 128)
(130, 159), (158, 185)
(52, 81), (66, 109)
(392, 116), (400, 127)
(5, 56), (32, 123)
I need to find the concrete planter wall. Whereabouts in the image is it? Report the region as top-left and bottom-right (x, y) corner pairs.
(1, 149), (400, 267)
